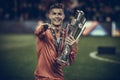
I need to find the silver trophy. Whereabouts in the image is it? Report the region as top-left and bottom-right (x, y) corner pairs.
(56, 10), (86, 66)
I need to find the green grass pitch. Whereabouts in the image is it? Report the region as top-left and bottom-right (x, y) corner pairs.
(0, 34), (120, 80)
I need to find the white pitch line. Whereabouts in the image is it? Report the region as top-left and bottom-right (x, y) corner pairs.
(89, 51), (120, 64)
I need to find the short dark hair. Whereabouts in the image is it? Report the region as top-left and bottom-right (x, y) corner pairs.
(49, 3), (64, 12)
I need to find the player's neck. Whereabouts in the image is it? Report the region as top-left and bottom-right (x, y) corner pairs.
(52, 25), (61, 33)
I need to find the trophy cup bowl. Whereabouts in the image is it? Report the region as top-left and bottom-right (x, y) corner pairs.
(56, 10), (86, 66)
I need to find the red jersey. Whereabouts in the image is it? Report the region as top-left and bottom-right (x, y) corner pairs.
(34, 25), (77, 80)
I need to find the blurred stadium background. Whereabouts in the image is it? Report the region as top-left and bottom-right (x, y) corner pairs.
(0, 0), (120, 80)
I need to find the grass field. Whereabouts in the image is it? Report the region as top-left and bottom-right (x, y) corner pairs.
(0, 34), (120, 80)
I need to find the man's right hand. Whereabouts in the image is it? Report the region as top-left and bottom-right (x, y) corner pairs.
(36, 21), (51, 31)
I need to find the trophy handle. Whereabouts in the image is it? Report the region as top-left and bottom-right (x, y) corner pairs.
(76, 25), (86, 41)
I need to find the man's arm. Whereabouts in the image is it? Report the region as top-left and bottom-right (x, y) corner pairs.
(69, 42), (78, 65)
(65, 35), (78, 65)
(34, 21), (50, 38)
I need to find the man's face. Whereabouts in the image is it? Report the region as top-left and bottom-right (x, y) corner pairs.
(49, 8), (65, 26)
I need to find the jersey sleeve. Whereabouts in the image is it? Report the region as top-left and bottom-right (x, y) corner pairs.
(34, 25), (46, 39)
(69, 42), (78, 65)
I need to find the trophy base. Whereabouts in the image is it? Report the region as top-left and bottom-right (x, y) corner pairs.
(56, 58), (70, 66)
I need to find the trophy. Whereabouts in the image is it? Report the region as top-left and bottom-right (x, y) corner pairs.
(56, 10), (86, 66)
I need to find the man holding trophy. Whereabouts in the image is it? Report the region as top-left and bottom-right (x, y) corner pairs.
(34, 3), (86, 80)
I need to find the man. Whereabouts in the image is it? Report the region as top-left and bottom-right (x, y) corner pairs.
(34, 3), (77, 80)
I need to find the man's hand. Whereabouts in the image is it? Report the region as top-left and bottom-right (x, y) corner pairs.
(36, 20), (51, 30)
(65, 35), (78, 47)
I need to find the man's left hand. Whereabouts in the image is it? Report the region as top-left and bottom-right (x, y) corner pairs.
(65, 35), (78, 47)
